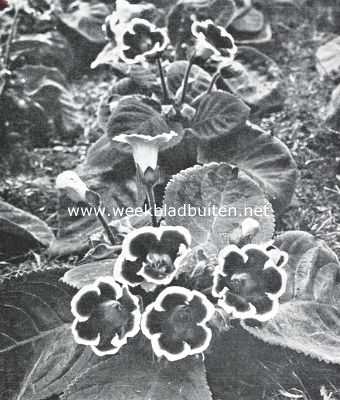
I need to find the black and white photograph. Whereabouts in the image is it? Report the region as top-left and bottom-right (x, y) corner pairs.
(1, 0), (340, 399)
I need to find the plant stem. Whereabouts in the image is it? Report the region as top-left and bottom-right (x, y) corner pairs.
(179, 55), (194, 105)
(96, 213), (116, 246)
(206, 71), (220, 95)
(156, 56), (170, 104)
(145, 184), (158, 227)
(0, 6), (20, 97)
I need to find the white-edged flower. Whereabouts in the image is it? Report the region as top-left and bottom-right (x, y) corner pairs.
(191, 19), (237, 64)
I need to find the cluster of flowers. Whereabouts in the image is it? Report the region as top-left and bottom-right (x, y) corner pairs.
(96, 0), (237, 72)
(71, 225), (288, 361)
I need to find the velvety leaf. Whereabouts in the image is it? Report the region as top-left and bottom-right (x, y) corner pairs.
(58, 1), (110, 43)
(15, 65), (83, 138)
(197, 121), (297, 213)
(106, 96), (173, 139)
(206, 326), (340, 400)
(0, 269), (99, 400)
(164, 162), (275, 251)
(242, 231), (340, 364)
(316, 36), (340, 79)
(191, 91), (250, 140)
(0, 200), (54, 259)
(166, 61), (212, 105)
(222, 46), (285, 113)
(167, 0), (236, 46)
(10, 31), (74, 74)
(63, 348), (212, 400)
(61, 259), (115, 288)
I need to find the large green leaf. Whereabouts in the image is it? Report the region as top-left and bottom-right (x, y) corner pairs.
(0, 200), (54, 259)
(10, 31), (74, 75)
(63, 347), (212, 400)
(0, 269), (99, 400)
(221, 46), (285, 114)
(242, 231), (340, 364)
(58, 1), (110, 44)
(206, 325), (340, 400)
(106, 96), (172, 139)
(164, 162), (275, 252)
(191, 91), (250, 140)
(61, 259), (116, 288)
(15, 65), (83, 138)
(166, 61), (213, 105)
(197, 122), (297, 213)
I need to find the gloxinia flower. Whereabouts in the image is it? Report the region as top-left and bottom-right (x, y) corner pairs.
(212, 244), (287, 322)
(71, 277), (141, 356)
(114, 226), (191, 288)
(56, 171), (89, 203)
(116, 18), (169, 64)
(113, 131), (178, 177)
(141, 286), (215, 361)
(191, 19), (237, 64)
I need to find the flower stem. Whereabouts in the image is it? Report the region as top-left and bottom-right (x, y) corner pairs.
(179, 55), (194, 105)
(156, 57), (170, 104)
(96, 213), (116, 246)
(145, 184), (158, 227)
(206, 71), (220, 95)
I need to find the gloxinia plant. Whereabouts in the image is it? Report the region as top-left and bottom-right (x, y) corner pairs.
(114, 226), (191, 288)
(71, 277), (141, 356)
(141, 286), (215, 361)
(212, 244), (287, 321)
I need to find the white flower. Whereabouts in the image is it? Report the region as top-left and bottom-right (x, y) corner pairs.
(56, 171), (89, 203)
(113, 131), (178, 174)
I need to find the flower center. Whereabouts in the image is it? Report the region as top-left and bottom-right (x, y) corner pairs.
(229, 272), (258, 298)
(167, 305), (195, 340)
(143, 252), (174, 280)
(96, 300), (128, 329)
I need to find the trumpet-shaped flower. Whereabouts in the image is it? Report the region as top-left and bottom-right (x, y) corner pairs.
(116, 18), (169, 64)
(114, 226), (191, 288)
(71, 277), (141, 356)
(141, 286), (215, 361)
(113, 131), (178, 176)
(191, 19), (237, 64)
(56, 171), (89, 203)
(212, 244), (287, 322)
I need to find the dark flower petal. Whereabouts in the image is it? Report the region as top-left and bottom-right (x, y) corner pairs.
(222, 251), (244, 275)
(159, 292), (188, 311)
(158, 334), (186, 355)
(250, 295), (274, 315)
(189, 294), (209, 322)
(121, 259), (144, 284)
(74, 319), (99, 342)
(145, 309), (164, 335)
(119, 287), (138, 312)
(129, 232), (158, 258)
(97, 281), (118, 301)
(206, 24), (230, 49)
(224, 292), (251, 313)
(263, 267), (283, 294)
(244, 248), (269, 271)
(158, 230), (189, 260)
(75, 290), (100, 318)
(214, 274), (229, 295)
(95, 339), (119, 355)
(185, 326), (208, 350)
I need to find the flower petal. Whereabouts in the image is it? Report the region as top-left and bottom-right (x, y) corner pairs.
(262, 267), (283, 294)
(244, 247), (270, 271)
(224, 292), (251, 313)
(158, 292), (189, 312)
(219, 248), (245, 276)
(250, 294), (274, 316)
(158, 334), (187, 357)
(72, 289), (100, 319)
(116, 258), (144, 286)
(128, 231), (159, 259)
(144, 308), (164, 335)
(159, 229), (190, 260)
(185, 325), (209, 350)
(72, 319), (100, 344)
(189, 294), (210, 323)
